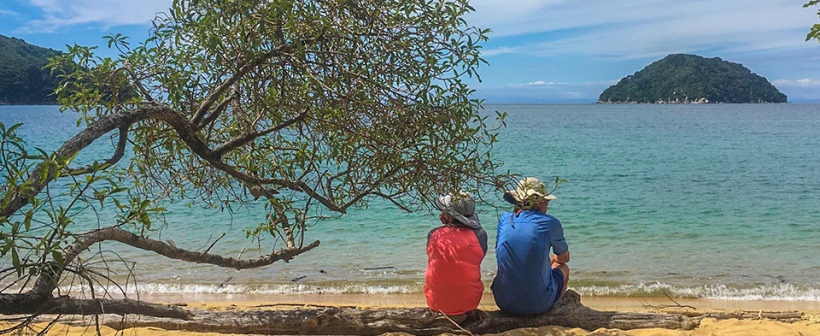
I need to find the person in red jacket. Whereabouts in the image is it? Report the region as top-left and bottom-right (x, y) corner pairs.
(424, 193), (488, 318)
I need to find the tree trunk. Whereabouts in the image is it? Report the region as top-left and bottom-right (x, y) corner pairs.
(0, 293), (192, 320)
(4, 290), (804, 335)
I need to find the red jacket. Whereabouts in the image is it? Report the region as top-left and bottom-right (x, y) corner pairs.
(424, 225), (488, 315)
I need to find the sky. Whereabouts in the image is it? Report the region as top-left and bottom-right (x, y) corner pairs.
(1, 0), (820, 103)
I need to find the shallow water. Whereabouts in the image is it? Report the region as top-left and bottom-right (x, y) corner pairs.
(1, 104), (818, 300)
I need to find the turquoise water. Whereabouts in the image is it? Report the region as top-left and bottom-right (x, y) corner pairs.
(1, 104), (819, 300)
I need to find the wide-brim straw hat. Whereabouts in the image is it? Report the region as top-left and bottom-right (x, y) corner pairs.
(503, 177), (556, 209)
(433, 192), (482, 229)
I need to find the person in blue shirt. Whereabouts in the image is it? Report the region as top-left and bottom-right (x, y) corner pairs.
(492, 177), (570, 315)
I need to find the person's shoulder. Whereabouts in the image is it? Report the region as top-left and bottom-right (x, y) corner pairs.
(533, 211), (560, 223)
(470, 226), (487, 235)
(427, 226), (445, 238)
(497, 211), (514, 223)
(499, 211), (514, 217)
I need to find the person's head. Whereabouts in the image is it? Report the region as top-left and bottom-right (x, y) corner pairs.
(503, 177), (557, 213)
(433, 192), (481, 229)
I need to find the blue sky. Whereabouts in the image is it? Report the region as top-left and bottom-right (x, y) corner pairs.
(2, 0), (820, 103)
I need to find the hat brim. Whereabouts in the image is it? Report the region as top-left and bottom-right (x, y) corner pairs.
(503, 191), (556, 205)
(503, 192), (517, 205)
(434, 198), (482, 229)
(452, 213), (481, 229)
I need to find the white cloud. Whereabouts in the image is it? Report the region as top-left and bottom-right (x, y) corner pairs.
(772, 78), (820, 87)
(0, 8), (17, 16)
(482, 47), (519, 57)
(511, 80), (570, 86)
(469, 0), (818, 59)
(476, 80), (618, 103)
(15, 0), (170, 33)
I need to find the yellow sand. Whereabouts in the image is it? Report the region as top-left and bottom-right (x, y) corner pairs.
(4, 293), (819, 335)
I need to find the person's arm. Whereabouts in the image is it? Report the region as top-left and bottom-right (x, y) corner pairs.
(427, 227), (440, 247)
(495, 215), (505, 250)
(473, 228), (488, 256)
(547, 217), (569, 263)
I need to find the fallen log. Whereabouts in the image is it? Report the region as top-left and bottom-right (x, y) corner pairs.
(665, 309), (803, 320)
(95, 290), (698, 335)
(0, 293), (193, 320)
(4, 290), (808, 335)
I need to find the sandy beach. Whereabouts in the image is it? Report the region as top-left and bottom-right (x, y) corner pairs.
(6, 293), (820, 335)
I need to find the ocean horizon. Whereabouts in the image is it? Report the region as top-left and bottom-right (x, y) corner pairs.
(1, 104), (818, 301)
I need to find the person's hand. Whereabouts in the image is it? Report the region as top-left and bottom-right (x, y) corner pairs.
(553, 251), (570, 264)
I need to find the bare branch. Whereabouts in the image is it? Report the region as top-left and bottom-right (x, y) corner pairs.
(32, 226), (319, 295)
(212, 110), (308, 158)
(191, 35), (323, 125)
(195, 95), (233, 131)
(123, 64), (155, 103)
(0, 104), (176, 219)
(62, 125), (129, 176)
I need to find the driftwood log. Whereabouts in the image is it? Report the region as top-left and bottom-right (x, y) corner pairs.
(4, 289), (805, 335)
(94, 291), (697, 335)
(0, 293), (193, 319)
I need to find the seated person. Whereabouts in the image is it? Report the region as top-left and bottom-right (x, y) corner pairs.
(492, 177), (570, 315)
(424, 192), (488, 317)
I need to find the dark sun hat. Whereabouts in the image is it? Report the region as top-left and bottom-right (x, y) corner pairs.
(433, 192), (482, 229)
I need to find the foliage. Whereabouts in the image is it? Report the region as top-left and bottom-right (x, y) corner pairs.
(805, 0), (820, 42)
(0, 0), (508, 314)
(0, 35), (62, 105)
(598, 54), (787, 104)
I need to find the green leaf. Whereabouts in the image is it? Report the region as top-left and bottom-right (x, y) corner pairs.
(52, 250), (65, 268)
(11, 247), (21, 275)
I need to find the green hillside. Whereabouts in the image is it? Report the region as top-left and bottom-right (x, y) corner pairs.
(0, 34), (62, 105)
(599, 54), (787, 104)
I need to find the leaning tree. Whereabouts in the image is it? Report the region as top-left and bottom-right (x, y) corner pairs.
(0, 0), (508, 332)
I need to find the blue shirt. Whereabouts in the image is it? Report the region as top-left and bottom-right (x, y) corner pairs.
(491, 210), (568, 315)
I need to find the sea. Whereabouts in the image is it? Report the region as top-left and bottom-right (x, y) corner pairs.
(1, 104), (819, 301)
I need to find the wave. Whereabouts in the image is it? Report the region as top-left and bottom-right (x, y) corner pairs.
(573, 282), (820, 301)
(52, 281), (820, 301)
(57, 282), (421, 296)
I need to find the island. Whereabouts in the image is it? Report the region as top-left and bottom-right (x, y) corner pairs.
(598, 54), (787, 104)
(0, 34), (61, 105)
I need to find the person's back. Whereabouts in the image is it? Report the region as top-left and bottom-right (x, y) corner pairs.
(491, 177), (570, 316)
(424, 192), (488, 316)
(425, 225), (487, 315)
(492, 210), (566, 315)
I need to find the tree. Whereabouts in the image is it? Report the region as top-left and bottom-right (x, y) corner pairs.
(597, 54), (786, 104)
(0, 34), (62, 105)
(806, 0), (820, 42)
(0, 0), (507, 332)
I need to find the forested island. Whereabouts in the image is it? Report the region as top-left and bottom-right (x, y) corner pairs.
(0, 34), (61, 105)
(598, 54), (787, 104)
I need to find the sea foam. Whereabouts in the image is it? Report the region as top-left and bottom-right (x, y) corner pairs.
(50, 281), (820, 301)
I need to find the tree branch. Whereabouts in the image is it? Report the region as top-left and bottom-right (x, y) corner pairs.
(212, 110), (308, 158)
(191, 35), (322, 125)
(62, 125), (129, 176)
(0, 104), (176, 219)
(32, 226), (320, 295)
(195, 94), (233, 131)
